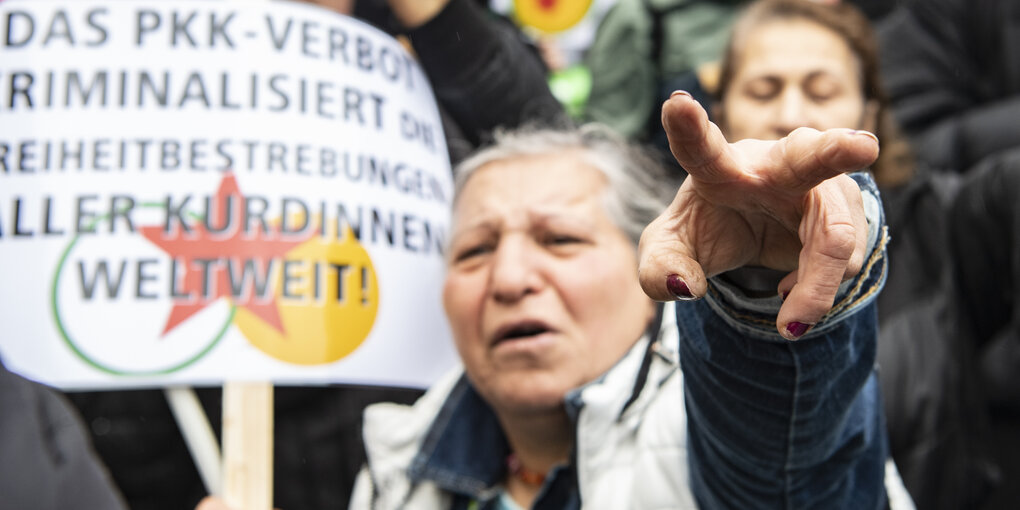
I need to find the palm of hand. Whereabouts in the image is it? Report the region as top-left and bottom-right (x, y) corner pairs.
(638, 93), (878, 339)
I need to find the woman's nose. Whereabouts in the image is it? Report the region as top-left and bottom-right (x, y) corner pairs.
(489, 239), (542, 304)
(774, 89), (809, 137)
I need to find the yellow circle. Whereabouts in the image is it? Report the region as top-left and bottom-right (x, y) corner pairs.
(514, 0), (593, 33)
(234, 229), (379, 365)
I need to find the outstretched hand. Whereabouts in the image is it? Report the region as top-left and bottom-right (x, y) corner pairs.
(638, 91), (880, 340)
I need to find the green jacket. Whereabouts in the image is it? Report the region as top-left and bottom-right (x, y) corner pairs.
(583, 0), (742, 139)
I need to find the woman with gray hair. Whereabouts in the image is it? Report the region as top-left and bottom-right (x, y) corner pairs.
(200, 90), (894, 510)
(342, 93), (896, 509)
(199, 83), (895, 510)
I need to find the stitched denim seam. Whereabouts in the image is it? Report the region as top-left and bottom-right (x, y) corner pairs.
(827, 227), (889, 317)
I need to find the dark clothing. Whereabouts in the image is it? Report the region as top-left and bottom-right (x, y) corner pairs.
(877, 156), (1020, 509)
(877, 1), (1020, 506)
(876, 170), (964, 504)
(876, 296), (997, 510)
(0, 358), (127, 510)
(65, 2), (564, 510)
(877, 171), (960, 320)
(357, 0), (567, 164)
(877, 0), (1020, 173)
(66, 389), (213, 510)
(947, 151), (1020, 410)
(67, 386), (422, 510)
(403, 0), (565, 151)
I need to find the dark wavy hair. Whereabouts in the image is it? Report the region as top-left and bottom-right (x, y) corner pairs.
(715, 0), (914, 188)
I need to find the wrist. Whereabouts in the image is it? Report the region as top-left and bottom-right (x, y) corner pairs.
(387, 0), (448, 29)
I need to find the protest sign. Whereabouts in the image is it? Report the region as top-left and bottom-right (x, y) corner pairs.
(0, 0), (458, 390)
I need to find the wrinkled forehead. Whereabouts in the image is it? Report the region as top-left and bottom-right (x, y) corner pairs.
(451, 152), (611, 222)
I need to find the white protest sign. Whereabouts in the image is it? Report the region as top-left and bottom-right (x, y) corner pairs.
(0, 0), (458, 390)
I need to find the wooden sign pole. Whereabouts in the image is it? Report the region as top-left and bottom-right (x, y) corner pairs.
(222, 381), (274, 510)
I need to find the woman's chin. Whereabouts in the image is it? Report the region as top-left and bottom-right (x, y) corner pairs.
(486, 381), (572, 417)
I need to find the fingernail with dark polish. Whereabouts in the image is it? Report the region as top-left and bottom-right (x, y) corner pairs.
(666, 274), (696, 300)
(785, 321), (812, 339)
(670, 90), (692, 99)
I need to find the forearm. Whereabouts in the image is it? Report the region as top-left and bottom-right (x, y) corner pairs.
(680, 173), (890, 508)
(403, 0), (564, 144)
(385, 0), (447, 29)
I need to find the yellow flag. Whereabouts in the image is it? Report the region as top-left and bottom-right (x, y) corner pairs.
(513, 0), (593, 33)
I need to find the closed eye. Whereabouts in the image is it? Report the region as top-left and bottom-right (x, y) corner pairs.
(545, 234), (582, 245)
(745, 77), (781, 101)
(454, 243), (493, 262)
(805, 73), (842, 102)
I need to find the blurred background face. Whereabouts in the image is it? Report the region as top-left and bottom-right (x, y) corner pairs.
(719, 18), (871, 141)
(443, 152), (654, 415)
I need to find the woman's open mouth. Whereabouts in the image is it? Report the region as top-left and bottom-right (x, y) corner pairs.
(492, 320), (554, 346)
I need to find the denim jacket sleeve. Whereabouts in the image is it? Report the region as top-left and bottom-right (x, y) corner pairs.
(675, 172), (890, 509)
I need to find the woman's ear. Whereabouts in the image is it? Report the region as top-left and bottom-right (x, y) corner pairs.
(860, 99), (880, 134)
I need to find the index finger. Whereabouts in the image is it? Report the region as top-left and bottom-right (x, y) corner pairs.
(661, 91), (742, 184)
(768, 127), (880, 195)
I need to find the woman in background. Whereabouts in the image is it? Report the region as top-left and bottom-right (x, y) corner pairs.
(710, 0), (1009, 506)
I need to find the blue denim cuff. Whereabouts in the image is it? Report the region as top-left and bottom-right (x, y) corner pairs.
(703, 172), (889, 341)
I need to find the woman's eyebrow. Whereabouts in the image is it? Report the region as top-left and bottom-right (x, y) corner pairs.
(448, 218), (498, 242)
(528, 210), (597, 232)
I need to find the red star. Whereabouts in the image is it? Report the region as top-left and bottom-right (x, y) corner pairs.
(140, 174), (313, 336)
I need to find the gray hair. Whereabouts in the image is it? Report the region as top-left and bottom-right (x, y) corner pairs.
(452, 124), (676, 245)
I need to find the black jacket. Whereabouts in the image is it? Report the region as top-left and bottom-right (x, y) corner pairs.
(878, 0), (1020, 173)
(877, 156), (1020, 510)
(357, 0), (566, 165)
(1, 358), (127, 510)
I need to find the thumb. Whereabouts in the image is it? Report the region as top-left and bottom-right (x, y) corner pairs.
(637, 214), (707, 302)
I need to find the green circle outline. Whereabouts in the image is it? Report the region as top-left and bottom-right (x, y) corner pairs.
(50, 203), (233, 376)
